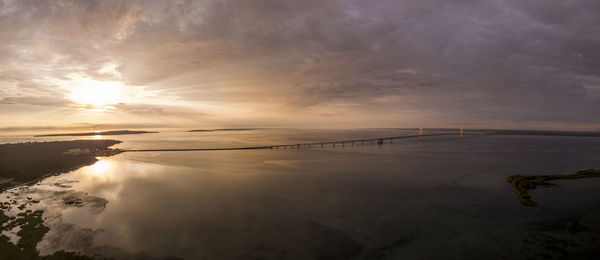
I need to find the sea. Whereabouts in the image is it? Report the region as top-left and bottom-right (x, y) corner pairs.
(1, 128), (600, 259)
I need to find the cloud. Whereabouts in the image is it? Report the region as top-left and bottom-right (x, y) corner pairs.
(0, 0), (599, 129)
(0, 96), (73, 107)
(0, 123), (168, 132)
(111, 102), (207, 118)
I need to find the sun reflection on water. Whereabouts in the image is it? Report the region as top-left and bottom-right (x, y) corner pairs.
(92, 135), (102, 139)
(89, 158), (111, 176)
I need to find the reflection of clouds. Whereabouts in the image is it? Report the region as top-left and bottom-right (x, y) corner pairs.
(89, 158), (111, 177)
(0, 156), (184, 258)
(0, 166), (121, 257)
(261, 160), (303, 168)
(58, 157), (172, 210)
(0, 186), (110, 255)
(1, 226), (21, 245)
(0, 184), (151, 258)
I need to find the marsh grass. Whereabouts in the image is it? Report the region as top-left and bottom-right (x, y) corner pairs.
(0, 140), (125, 258)
(0, 209), (91, 259)
(507, 169), (600, 207)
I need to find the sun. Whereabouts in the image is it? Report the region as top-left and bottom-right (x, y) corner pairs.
(68, 75), (122, 107)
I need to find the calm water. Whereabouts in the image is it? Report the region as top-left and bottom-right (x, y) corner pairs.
(2, 129), (600, 259)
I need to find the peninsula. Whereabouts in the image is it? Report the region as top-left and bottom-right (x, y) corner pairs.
(0, 140), (122, 191)
(34, 130), (157, 137)
(507, 169), (600, 207)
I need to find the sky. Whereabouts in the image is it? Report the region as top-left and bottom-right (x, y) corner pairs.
(1, 0), (599, 131)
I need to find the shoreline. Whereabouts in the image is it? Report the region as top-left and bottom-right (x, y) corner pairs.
(0, 140), (122, 191)
(507, 169), (600, 207)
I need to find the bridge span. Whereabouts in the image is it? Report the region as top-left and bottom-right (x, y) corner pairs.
(123, 132), (475, 152)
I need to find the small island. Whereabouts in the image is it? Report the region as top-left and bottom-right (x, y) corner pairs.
(507, 169), (600, 207)
(34, 130), (158, 137)
(0, 140), (122, 191)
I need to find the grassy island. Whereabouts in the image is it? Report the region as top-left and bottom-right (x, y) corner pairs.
(507, 169), (600, 207)
(0, 140), (122, 191)
(34, 130), (157, 137)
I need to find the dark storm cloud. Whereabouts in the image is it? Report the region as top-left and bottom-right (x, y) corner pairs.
(0, 0), (599, 128)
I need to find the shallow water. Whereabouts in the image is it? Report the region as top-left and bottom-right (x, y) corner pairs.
(2, 129), (600, 259)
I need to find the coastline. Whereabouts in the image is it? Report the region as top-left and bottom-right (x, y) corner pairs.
(0, 140), (122, 191)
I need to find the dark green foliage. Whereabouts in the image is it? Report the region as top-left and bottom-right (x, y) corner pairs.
(0, 179), (22, 191)
(0, 209), (92, 259)
(0, 210), (8, 224)
(0, 140), (122, 258)
(0, 140), (122, 191)
(507, 169), (600, 207)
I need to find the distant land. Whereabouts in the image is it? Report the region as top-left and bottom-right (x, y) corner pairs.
(484, 129), (600, 137)
(34, 130), (158, 137)
(507, 169), (600, 207)
(188, 128), (257, 132)
(0, 140), (122, 190)
(381, 128), (600, 137)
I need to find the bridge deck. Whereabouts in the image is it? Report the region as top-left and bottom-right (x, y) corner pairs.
(123, 132), (475, 152)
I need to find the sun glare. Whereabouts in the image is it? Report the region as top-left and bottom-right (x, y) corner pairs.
(89, 158), (111, 176)
(68, 75), (122, 107)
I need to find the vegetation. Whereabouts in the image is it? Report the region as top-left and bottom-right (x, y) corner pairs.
(0, 140), (122, 191)
(507, 169), (600, 207)
(0, 209), (92, 259)
(34, 130), (157, 137)
(0, 140), (124, 258)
